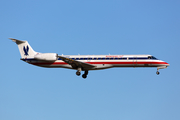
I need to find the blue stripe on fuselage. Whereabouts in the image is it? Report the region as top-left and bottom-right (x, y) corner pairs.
(21, 57), (157, 61)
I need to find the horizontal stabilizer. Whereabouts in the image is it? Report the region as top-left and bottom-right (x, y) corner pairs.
(9, 38), (26, 44)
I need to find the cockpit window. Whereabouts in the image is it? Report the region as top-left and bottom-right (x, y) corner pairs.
(152, 56), (157, 59)
(148, 56), (158, 60)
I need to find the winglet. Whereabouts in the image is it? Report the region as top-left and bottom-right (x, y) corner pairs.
(9, 38), (26, 44)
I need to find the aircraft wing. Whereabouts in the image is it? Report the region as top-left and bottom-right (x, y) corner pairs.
(58, 55), (96, 69)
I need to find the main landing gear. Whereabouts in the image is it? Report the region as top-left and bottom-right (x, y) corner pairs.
(76, 68), (81, 76)
(76, 68), (89, 79)
(82, 71), (88, 79)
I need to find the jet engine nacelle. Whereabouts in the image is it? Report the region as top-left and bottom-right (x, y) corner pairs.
(34, 53), (58, 61)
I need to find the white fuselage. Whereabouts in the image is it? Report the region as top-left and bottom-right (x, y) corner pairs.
(10, 38), (170, 78)
(22, 54), (169, 71)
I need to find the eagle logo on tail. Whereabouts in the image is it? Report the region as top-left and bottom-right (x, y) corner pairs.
(23, 45), (29, 56)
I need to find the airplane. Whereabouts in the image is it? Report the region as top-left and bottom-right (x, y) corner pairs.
(10, 38), (170, 79)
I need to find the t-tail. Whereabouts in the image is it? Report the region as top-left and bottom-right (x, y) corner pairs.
(10, 38), (58, 61)
(9, 38), (37, 59)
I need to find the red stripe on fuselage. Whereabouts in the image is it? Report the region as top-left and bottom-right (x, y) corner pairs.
(31, 61), (169, 65)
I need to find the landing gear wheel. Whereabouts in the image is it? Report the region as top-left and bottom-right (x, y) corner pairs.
(82, 74), (87, 79)
(76, 71), (81, 76)
(76, 68), (82, 76)
(156, 71), (160, 75)
(82, 70), (88, 79)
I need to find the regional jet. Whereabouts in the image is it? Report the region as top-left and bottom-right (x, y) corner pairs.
(10, 38), (169, 78)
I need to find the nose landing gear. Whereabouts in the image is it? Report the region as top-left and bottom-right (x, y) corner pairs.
(156, 71), (160, 75)
(156, 66), (167, 75)
(156, 67), (160, 75)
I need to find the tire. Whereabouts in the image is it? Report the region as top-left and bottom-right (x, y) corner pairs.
(82, 74), (87, 79)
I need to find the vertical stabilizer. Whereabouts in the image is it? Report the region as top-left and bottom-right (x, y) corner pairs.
(10, 38), (37, 58)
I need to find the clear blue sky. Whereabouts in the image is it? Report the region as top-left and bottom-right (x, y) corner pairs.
(0, 0), (180, 120)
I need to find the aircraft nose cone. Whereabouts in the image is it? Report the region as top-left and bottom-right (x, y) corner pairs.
(166, 62), (170, 67)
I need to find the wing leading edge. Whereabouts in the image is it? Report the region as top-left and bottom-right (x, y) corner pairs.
(58, 55), (96, 69)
